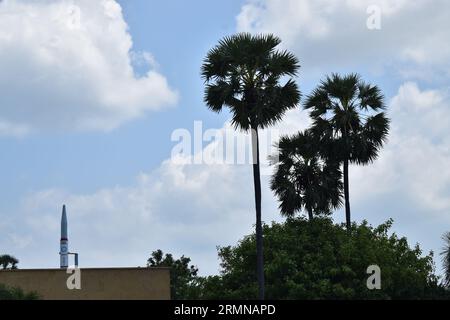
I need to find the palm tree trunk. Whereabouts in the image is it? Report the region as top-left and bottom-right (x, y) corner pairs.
(308, 210), (313, 221)
(343, 159), (351, 230)
(251, 127), (265, 300)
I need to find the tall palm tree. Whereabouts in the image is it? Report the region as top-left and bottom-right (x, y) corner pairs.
(304, 73), (389, 230)
(441, 232), (450, 288)
(271, 130), (342, 221)
(201, 33), (300, 299)
(0, 254), (18, 270)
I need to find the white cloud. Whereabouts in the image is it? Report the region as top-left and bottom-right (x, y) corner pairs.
(342, 83), (450, 270)
(351, 82), (450, 217)
(237, 0), (450, 80)
(0, 119), (30, 137)
(0, 109), (311, 274)
(7, 160), (259, 274)
(0, 0), (178, 135)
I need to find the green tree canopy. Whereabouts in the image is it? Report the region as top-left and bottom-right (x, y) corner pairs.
(196, 218), (448, 300)
(147, 249), (200, 300)
(0, 254), (18, 270)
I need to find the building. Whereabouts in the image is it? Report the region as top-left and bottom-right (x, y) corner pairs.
(0, 205), (171, 300)
(0, 267), (170, 300)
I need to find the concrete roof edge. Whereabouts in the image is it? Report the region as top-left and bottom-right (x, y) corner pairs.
(0, 267), (171, 272)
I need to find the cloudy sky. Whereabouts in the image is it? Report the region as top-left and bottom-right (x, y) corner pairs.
(0, 0), (449, 276)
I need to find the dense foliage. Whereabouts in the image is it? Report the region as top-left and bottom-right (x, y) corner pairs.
(147, 249), (200, 300)
(187, 218), (448, 300)
(0, 254), (19, 270)
(0, 284), (39, 300)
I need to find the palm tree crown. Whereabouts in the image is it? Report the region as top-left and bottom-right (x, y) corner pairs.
(271, 130), (343, 221)
(202, 33), (300, 130)
(305, 73), (389, 163)
(304, 73), (390, 229)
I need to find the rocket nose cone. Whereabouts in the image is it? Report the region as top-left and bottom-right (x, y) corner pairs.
(61, 204), (68, 239)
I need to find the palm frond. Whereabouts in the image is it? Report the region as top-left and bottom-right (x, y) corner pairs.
(441, 232), (450, 287)
(270, 130), (343, 220)
(358, 82), (386, 111)
(201, 33), (300, 131)
(303, 73), (390, 166)
(304, 88), (330, 117)
(257, 79), (301, 129)
(320, 73), (360, 103)
(204, 81), (238, 113)
(262, 50), (300, 78)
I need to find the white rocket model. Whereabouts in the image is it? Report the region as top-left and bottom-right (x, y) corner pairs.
(60, 204), (69, 268)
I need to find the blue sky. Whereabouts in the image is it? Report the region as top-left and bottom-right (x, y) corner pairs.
(0, 0), (449, 277)
(0, 0), (241, 197)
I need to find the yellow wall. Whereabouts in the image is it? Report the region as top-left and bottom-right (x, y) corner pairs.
(0, 267), (170, 300)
